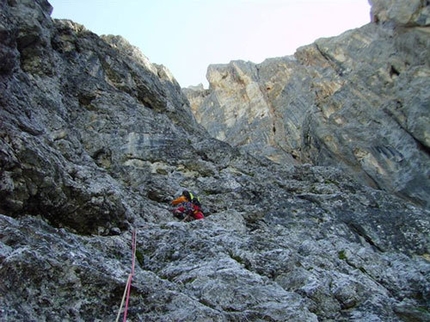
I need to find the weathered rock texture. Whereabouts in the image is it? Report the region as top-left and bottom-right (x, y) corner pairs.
(184, 0), (430, 210)
(1, 1), (430, 321)
(370, 0), (430, 25)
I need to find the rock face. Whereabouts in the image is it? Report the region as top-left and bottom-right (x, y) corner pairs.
(370, 0), (430, 25)
(1, 1), (430, 321)
(184, 0), (430, 210)
(0, 0), (206, 235)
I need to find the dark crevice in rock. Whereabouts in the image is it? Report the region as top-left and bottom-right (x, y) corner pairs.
(346, 221), (385, 252)
(389, 65), (401, 77)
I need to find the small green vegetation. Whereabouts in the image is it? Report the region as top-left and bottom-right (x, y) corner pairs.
(135, 249), (144, 267)
(230, 253), (244, 265)
(338, 250), (347, 260)
(416, 307), (430, 314)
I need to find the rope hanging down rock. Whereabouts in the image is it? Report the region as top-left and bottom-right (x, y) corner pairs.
(115, 229), (137, 322)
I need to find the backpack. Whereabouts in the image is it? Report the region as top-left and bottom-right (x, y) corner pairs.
(189, 192), (201, 207)
(183, 190), (203, 212)
(182, 190), (200, 205)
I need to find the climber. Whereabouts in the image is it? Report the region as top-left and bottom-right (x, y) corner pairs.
(171, 190), (204, 221)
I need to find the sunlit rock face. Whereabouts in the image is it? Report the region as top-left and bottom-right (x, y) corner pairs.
(1, 1), (430, 321)
(370, 0), (430, 26)
(185, 0), (430, 210)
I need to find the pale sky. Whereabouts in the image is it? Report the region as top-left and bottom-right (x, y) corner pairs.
(49, 0), (371, 88)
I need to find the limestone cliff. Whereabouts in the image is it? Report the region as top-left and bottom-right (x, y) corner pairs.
(1, 1), (430, 321)
(184, 0), (430, 210)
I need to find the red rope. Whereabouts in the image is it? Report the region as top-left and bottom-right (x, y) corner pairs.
(123, 229), (137, 322)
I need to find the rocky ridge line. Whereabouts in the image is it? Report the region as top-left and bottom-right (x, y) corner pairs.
(184, 0), (430, 210)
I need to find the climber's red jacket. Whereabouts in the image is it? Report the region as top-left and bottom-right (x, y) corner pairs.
(173, 202), (204, 220)
(191, 204), (204, 220)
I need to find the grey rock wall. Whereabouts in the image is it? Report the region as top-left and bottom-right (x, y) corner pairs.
(1, 0), (206, 235)
(1, 1), (430, 321)
(370, 0), (430, 25)
(185, 0), (430, 210)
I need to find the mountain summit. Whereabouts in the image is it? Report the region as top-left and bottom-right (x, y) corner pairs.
(185, 0), (430, 210)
